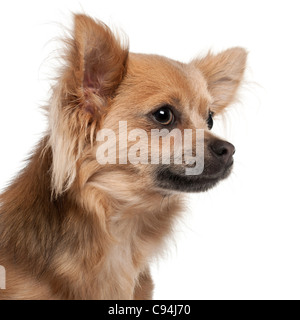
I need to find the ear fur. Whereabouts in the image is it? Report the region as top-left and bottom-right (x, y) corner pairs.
(75, 14), (129, 99)
(64, 14), (129, 116)
(191, 47), (247, 113)
(48, 14), (129, 195)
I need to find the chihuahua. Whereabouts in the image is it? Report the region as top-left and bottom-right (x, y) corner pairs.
(0, 14), (247, 300)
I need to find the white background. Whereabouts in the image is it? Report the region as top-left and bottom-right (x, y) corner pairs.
(0, 0), (300, 300)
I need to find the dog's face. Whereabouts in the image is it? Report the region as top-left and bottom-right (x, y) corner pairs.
(101, 54), (239, 194)
(49, 15), (247, 198)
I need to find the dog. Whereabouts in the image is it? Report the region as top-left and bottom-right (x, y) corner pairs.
(0, 14), (247, 300)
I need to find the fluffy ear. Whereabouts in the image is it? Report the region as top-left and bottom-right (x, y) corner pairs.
(191, 47), (247, 113)
(66, 14), (129, 115)
(49, 14), (128, 195)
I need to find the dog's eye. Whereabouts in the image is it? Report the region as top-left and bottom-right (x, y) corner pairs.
(152, 106), (174, 126)
(207, 111), (214, 130)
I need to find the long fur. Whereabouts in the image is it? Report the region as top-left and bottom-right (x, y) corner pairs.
(0, 14), (247, 300)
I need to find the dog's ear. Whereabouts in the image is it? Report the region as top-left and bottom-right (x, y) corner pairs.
(49, 14), (128, 195)
(192, 47), (247, 113)
(66, 14), (129, 116)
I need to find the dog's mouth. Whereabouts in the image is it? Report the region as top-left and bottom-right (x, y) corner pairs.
(155, 161), (234, 193)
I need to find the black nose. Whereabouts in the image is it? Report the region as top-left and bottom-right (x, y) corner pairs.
(210, 140), (235, 165)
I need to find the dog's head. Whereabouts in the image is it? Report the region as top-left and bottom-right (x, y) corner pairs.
(48, 14), (247, 199)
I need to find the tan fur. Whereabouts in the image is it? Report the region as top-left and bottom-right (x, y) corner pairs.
(0, 14), (247, 300)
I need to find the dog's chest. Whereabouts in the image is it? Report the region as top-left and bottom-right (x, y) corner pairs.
(97, 214), (159, 299)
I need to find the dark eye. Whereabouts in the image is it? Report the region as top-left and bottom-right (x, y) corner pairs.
(152, 106), (174, 126)
(207, 111), (214, 130)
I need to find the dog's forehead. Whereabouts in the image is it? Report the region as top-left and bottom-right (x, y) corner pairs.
(184, 64), (213, 110)
(126, 53), (212, 113)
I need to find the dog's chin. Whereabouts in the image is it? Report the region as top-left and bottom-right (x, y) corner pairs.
(155, 163), (233, 193)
